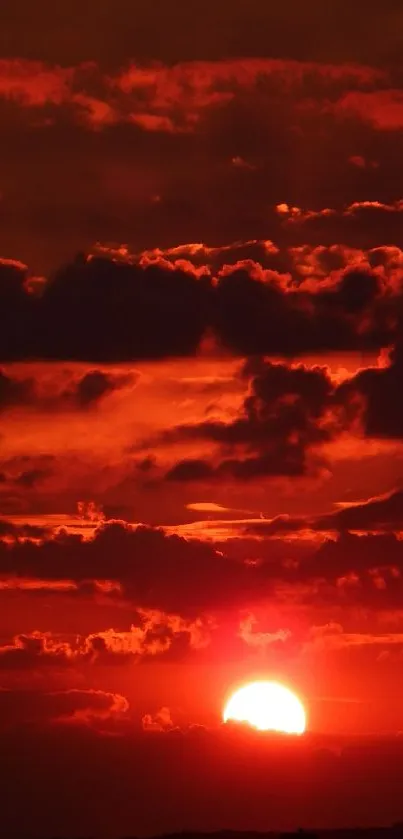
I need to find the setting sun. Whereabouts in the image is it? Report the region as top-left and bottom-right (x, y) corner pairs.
(223, 681), (306, 734)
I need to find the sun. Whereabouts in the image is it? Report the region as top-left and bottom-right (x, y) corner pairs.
(223, 680), (306, 734)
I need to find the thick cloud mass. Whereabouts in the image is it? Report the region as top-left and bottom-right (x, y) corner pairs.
(0, 254), (402, 360)
(0, 687), (128, 727)
(165, 361), (333, 478)
(1, 519), (403, 619)
(0, 523), (259, 612)
(338, 342), (403, 438)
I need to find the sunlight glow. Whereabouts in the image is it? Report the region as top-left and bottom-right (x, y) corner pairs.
(223, 681), (306, 734)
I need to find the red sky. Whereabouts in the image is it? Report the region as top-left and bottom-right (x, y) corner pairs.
(1, 1), (403, 835)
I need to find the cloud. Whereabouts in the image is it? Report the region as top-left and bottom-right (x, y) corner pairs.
(336, 89), (403, 130)
(0, 631), (76, 669)
(1, 49), (403, 275)
(0, 366), (136, 411)
(307, 622), (403, 652)
(138, 239), (281, 272)
(0, 687), (129, 729)
(159, 338), (403, 484)
(278, 200), (403, 250)
(15, 468), (51, 488)
(142, 706), (174, 732)
(0, 609), (214, 670)
(2, 248), (402, 361)
(238, 614), (292, 648)
(0, 57), (385, 132)
(0, 521), (266, 612)
(6, 256), (208, 361)
(2, 514), (403, 616)
(337, 342), (403, 439)
(164, 360), (334, 479)
(0, 518), (49, 539)
(308, 531), (403, 582)
(166, 459), (215, 481)
(86, 609), (213, 663)
(186, 502), (237, 513)
(67, 369), (136, 407)
(242, 486), (403, 536)
(318, 487), (403, 532)
(0, 369), (34, 410)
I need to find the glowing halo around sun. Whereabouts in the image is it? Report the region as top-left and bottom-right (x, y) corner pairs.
(223, 681), (306, 734)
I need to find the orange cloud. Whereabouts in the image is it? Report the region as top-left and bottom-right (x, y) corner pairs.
(307, 622), (403, 651)
(238, 613), (292, 648)
(142, 706), (174, 732)
(0, 59), (73, 105)
(0, 609), (214, 670)
(0, 57), (389, 133)
(54, 688), (129, 725)
(337, 89), (403, 129)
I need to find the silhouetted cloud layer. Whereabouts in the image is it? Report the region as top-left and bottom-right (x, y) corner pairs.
(0, 720), (403, 835)
(1, 251), (403, 360)
(1, 519), (403, 620)
(0, 687), (128, 728)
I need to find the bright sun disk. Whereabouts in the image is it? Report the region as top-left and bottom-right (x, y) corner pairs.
(223, 680), (306, 734)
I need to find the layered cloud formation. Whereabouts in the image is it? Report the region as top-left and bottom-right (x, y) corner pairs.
(1, 2), (403, 832)
(1, 241), (403, 359)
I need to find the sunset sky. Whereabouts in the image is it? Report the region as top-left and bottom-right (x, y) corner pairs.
(2, 1), (403, 835)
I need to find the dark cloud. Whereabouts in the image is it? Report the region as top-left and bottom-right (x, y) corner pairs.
(29, 256), (208, 361)
(0, 518), (49, 539)
(164, 361), (333, 479)
(308, 531), (403, 579)
(278, 201), (403, 250)
(338, 342), (403, 439)
(0, 455), (55, 496)
(242, 488), (403, 535)
(161, 337), (403, 483)
(15, 468), (51, 488)
(73, 370), (120, 406)
(233, 526), (403, 605)
(0, 366), (134, 411)
(1, 253), (402, 361)
(0, 687), (128, 729)
(0, 632), (75, 669)
(0, 368), (34, 409)
(67, 369), (136, 407)
(166, 459), (214, 482)
(0, 522), (259, 612)
(0, 261), (33, 360)
(2, 516), (403, 615)
(317, 488), (403, 532)
(212, 262), (395, 356)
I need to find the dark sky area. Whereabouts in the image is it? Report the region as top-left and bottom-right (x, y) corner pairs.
(2, 1), (403, 65)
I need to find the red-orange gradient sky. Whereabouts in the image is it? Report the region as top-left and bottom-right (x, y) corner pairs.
(2, 1), (403, 835)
